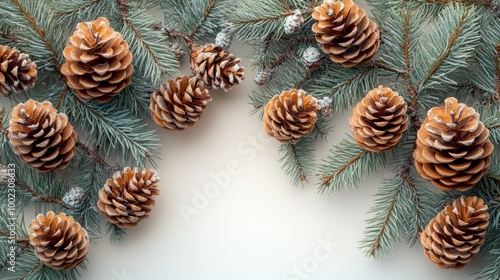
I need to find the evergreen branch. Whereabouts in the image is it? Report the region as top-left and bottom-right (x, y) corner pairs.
(278, 138), (316, 187)
(318, 136), (386, 193)
(367, 186), (401, 258)
(494, 48), (500, 101)
(152, 24), (195, 47)
(423, 0), (493, 6)
(416, 5), (481, 92)
(11, 0), (61, 71)
(53, 0), (102, 16)
(76, 141), (114, 171)
(124, 18), (159, 65)
(190, 0), (216, 37)
(321, 150), (367, 190)
(419, 10), (468, 89)
(19, 262), (42, 280)
(14, 181), (68, 209)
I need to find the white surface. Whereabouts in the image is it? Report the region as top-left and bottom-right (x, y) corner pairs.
(79, 45), (479, 280)
(2, 2), (483, 280)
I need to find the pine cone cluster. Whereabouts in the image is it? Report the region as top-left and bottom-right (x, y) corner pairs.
(312, 0), (380, 67)
(9, 99), (77, 173)
(420, 196), (489, 269)
(61, 17), (133, 103)
(263, 89), (318, 144)
(349, 86), (408, 152)
(0, 45), (37, 96)
(97, 167), (160, 228)
(190, 43), (245, 91)
(29, 211), (90, 270)
(150, 74), (212, 130)
(414, 98), (494, 191)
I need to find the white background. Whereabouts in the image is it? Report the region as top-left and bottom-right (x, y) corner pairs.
(4, 1), (484, 279)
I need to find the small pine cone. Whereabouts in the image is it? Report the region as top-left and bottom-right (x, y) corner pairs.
(190, 44), (245, 91)
(215, 31), (232, 50)
(414, 98), (494, 191)
(0, 45), (37, 97)
(254, 67), (274, 86)
(150, 75), (212, 131)
(263, 89), (318, 144)
(349, 86), (408, 152)
(284, 9), (305, 34)
(301, 47), (322, 69)
(29, 211), (90, 270)
(9, 100), (78, 172)
(62, 187), (86, 209)
(317, 96), (333, 118)
(0, 164), (8, 184)
(312, 0), (380, 67)
(61, 17), (133, 103)
(170, 42), (186, 61)
(421, 196), (489, 269)
(97, 167), (160, 228)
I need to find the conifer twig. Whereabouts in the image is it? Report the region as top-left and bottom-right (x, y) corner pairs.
(291, 144), (307, 182)
(0, 29), (18, 42)
(152, 24), (195, 48)
(11, 0), (61, 71)
(14, 181), (69, 209)
(320, 150), (367, 190)
(76, 141), (114, 171)
(190, 0), (216, 37)
(494, 46), (500, 101)
(54, 0), (102, 16)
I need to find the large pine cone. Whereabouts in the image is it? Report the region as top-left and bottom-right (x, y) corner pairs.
(414, 98), (494, 191)
(97, 167), (160, 228)
(29, 211), (90, 270)
(312, 0), (380, 67)
(420, 196), (489, 269)
(0, 45), (37, 96)
(9, 99), (77, 172)
(349, 86), (408, 152)
(150, 74), (212, 130)
(61, 17), (133, 103)
(190, 43), (245, 91)
(263, 89), (318, 144)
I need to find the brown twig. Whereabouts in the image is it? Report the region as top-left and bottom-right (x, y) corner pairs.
(76, 141), (114, 171)
(494, 45), (500, 102)
(0, 30), (18, 43)
(152, 24), (195, 48)
(14, 181), (69, 209)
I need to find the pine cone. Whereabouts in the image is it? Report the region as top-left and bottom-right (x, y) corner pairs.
(61, 17), (133, 103)
(62, 187), (86, 209)
(420, 196), (489, 269)
(414, 98), (494, 191)
(312, 0), (380, 67)
(349, 86), (408, 152)
(97, 167), (160, 228)
(9, 99), (78, 173)
(29, 211), (90, 270)
(263, 89), (318, 144)
(190, 43), (245, 91)
(284, 9), (305, 34)
(0, 45), (37, 97)
(150, 74), (212, 130)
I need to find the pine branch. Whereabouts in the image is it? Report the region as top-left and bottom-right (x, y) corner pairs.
(278, 138), (316, 187)
(53, 0), (102, 17)
(106, 222), (127, 244)
(318, 136), (386, 193)
(0, 29), (17, 43)
(76, 141), (114, 171)
(14, 181), (68, 209)
(10, 0), (61, 71)
(190, 0), (215, 37)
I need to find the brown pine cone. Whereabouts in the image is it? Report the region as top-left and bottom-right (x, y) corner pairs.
(61, 17), (133, 103)
(150, 74), (212, 130)
(9, 99), (77, 173)
(0, 45), (37, 96)
(312, 0), (380, 67)
(97, 167), (160, 228)
(420, 196), (489, 269)
(414, 98), (494, 191)
(190, 43), (245, 91)
(349, 86), (408, 152)
(263, 89), (318, 144)
(29, 211), (90, 270)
